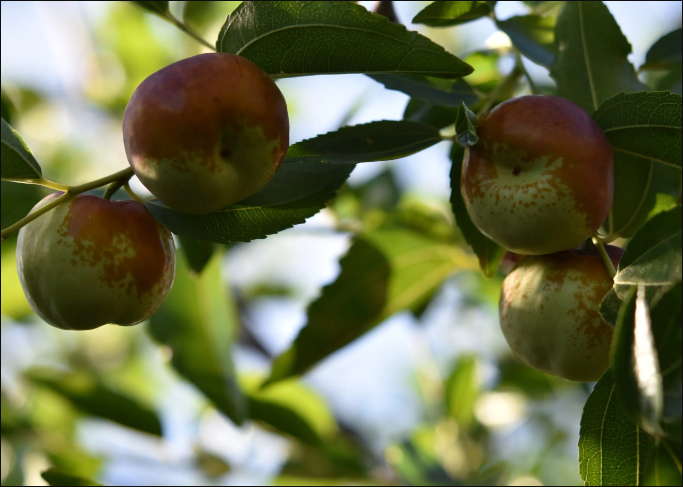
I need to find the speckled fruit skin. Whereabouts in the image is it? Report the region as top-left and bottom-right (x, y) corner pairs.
(123, 53), (289, 215)
(16, 193), (176, 331)
(499, 246), (623, 382)
(461, 95), (614, 255)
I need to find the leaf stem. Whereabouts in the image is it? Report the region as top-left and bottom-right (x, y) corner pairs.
(1, 167), (135, 241)
(1, 177), (69, 192)
(167, 15), (215, 51)
(515, 51), (540, 95)
(592, 235), (616, 279)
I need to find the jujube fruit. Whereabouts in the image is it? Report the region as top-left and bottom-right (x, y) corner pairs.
(461, 95), (614, 255)
(499, 246), (623, 382)
(16, 193), (176, 330)
(123, 53), (289, 215)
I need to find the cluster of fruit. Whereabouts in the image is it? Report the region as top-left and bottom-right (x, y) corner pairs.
(16, 53), (290, 330)
(461, 95), (619, 381)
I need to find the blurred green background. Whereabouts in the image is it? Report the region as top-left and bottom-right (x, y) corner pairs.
(1, 2), (681, 485)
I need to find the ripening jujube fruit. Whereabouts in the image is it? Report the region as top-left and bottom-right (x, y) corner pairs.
(123, 53), (290, 215)
(461, 95), (614, 255)
(16, 193), (176, 330)
(499, 246), (623, 382)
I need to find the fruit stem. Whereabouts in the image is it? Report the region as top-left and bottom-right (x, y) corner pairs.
(476, 64), (524, 120)
(592, 235), (617, 279)
(0, 191), (73, 241)
(103, 175), (130, 200)
(1, 167), (135, 241)
(168, 15), (215, 51)
(123, 181), (146, 204)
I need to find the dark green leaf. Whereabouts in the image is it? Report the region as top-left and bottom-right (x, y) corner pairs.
(412, 1), (492, 27)
(496, 15), (556, 68)
(449, 145), (504, 277)
(131, 1), (170, 16)
(579, 371), (654, 486)
(248, 397), (321, 446)
(177, 235), (215, 276)
(267, 227), (472, 383)
(403, 99), (459, 130)
(41, 468), (101, 487)
(368, 75), (477, 107)
(217, 1), (473, 79)
(26, 369), (162, 436)
(1, 118), (42, 180)
(454, 102), (478, 147)
(148, 252), (247, 424)
(551, 2), (647, 113)
(284, 121), (442, 164)
(641, 442), (683, 486)
(642, 28), (682, 70)
(592, 91), (682, 239)
(649, 283), (682, 433)
(146, 162), (353, 244)
(1, 88), (16, 124)
(612, 286), (664, 437)
(615, 207), (682, 286)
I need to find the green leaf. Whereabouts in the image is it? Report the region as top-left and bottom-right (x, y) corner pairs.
(445, 355), (480, 428)
(449, 145), (504, 277)
(284, 121), (443, 164)
(579, 371), (654, 486)
(177, 235), (216, 276)
(641, 442), (683, 486)
(412, 1), (492, 27)
(26, 369), (162, 436)
(592, 91), (682, 239)
(148, 252), (247, 424)
(642, 28), (682, 70)
(41, 468), (101, 487)
(1, 118), (42, 180)
(267, 227), (473, 383)
(217, 1), (473, 79)
(454, 102), (478, 147)
(551, 1), (647, 114)
(403, 99), (459, 130)
(146, 162), (353, 244)
(649, 283), (682, 435)
(612, 286), (664, 437)
(368, 75), (477, 107)
(615, 207), (682, 286)
(1, 87), (17, 124)
(131, 1), (170, 16)
(496, 15), (556, 68)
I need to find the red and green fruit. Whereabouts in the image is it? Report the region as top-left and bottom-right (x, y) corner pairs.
(499, 246), (623, 382)
(461, 95), (614, 255)
(16, 193), (176, 330)
(123, 53), (290, 215)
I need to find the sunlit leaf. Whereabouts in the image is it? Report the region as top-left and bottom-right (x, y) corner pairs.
(41, 468), (101, 487)
(412, 1), (492, 27)
(1, 118), (42, 180)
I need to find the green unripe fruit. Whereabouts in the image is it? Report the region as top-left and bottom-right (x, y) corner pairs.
(461, 95), (614, 255)
(123, 53), (290, 215)
(499, 247), (623, 382)
(17, 193), (176, 330)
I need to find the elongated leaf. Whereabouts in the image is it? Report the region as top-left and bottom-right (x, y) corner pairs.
(217, 1), (473, 79)
(642, 28), (682, 70)
(592, 91), (682, 239)
(412, 1), (492, 27)
(615, 207), (682, 286)
(284, 121), (442, 164)
(579, 371), (654, 486)
(612, 286), (664, 437)
(454, 102), (478, 147)
(496, 14), (556, 68)
(26, 369), (162, 436)
(649, 283), (682, 433)
(267, 227), (476, 383)
(368, 75), (477, 107)
(403, 99), (459, 130)
(177, 235), (216, 276)
(147, 162), (353, 244)
(148, 252), (246, 424)
(41, 468), (100, 487)
(641, 442), (683, 486)
(1, 118), (42, 180)
(445, 355), (479, 429)
(551, 2), (647, 113)
(449, 145), (504, 277)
